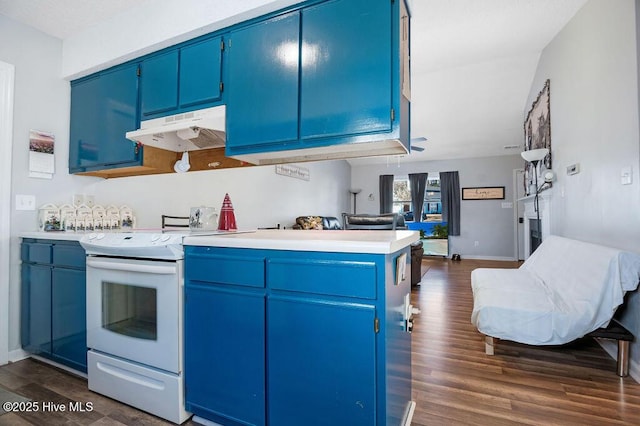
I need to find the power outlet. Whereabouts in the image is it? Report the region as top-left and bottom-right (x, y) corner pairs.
(73, 194), (84, 207)
(16, 194), (36, 211)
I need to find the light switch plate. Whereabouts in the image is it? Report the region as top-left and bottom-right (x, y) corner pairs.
(567, 163), (580, 175)
(16, 194), (36, 211)
(621, 166), (632, 185)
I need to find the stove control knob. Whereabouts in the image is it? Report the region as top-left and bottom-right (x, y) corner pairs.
(160, 234), (172, 242)
(150, 234), (161, 242)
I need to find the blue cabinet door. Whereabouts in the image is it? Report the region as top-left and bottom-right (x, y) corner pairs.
(142, 37), (222, 118)
(69, 63), (140, 172)
(180, 37), (223, 108)
(185, 284), (266, 426)
(69, 75), (101, 171)
(20, 263), (52, 356)
(300, 0), (392, 139)
(21, 240), (87, 373)
(141, 50), (179, 117)
(225, 12), (300, 150)
(99, 65), (141, 167)
(268, 296), (377, 426)
(52, 268), (87, 373)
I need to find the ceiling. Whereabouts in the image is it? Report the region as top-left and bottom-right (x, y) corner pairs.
(0, 0), (588, 164)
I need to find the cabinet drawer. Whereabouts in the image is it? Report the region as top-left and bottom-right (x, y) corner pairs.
(53, 243), (86, 269)
(186, 251), (265, 288)
(267, 258), (377, 299)
(21, 242), (52, 264)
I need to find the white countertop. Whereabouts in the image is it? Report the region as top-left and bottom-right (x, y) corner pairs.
(21, 231), (84, 241)
(183, 229), (420, 254)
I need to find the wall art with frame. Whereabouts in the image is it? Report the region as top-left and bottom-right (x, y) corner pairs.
(523, 79), (552, 195)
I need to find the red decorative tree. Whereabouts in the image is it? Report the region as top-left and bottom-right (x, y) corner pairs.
(217, 193), (237, 231)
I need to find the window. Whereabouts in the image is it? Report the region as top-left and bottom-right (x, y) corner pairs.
(393, 174), (447, 256)
(392, 178), (411, 214)
(423, 175), (442, 221)
(393, 175), (443, 221)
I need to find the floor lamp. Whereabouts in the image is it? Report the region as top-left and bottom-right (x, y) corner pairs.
(349, 189), (361, 214)
(521, 148), (549, 251)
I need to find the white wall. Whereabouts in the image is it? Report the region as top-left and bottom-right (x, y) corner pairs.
(84, 161), (351, 230)
(0, 15), (98, 356)
(351, 154), (523, 260)
(531, 0), (640, 251)
(527, 0), (640, 371)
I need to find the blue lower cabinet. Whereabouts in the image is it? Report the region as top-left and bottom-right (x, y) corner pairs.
(20, 239), (87, 373)
(184, 284), (266, 426)
(21, 263), (52, 356)
(184, 246), (413, 426)
(268, 296), (376, 426)
(51, 268), (87, 372)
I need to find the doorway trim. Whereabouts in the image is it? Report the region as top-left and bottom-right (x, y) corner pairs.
(0, 61), (15, 365)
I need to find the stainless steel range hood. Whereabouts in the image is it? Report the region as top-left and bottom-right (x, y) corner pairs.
(126, 106), (226, 152)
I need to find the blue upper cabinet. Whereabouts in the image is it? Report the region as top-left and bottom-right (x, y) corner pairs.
(300, 0), (392, 140)
(141, 35), (223, 119)
(225, 12), (300, 149)
(225, 0), (409, 163)
(68, 0), (409, 175)
(141, 50), (179, 117)
(180, 37), (223, 108)
(69, 63), (140, 174)
(69, 75), (101, 171)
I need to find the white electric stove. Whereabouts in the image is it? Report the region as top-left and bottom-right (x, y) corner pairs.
(79, 229), (254, 424)
(80, 229), (245, 259)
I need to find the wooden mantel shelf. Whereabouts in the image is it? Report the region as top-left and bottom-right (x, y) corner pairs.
(518, 188), (553, 202)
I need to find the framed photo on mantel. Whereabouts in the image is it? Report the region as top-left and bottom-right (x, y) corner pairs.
(462, 187), (505, 200)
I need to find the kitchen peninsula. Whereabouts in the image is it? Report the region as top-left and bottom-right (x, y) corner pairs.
(183, 229), (418, 426)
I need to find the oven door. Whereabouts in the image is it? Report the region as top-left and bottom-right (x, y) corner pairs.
(86, 256), (183, 374)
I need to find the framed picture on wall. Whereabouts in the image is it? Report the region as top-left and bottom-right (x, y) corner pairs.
(523, 79), (552, 195)
(462, 187), (505, 200)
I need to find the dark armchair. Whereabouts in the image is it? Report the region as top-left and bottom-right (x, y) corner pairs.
(342, 212), (423, 285)
(342, 213), (406, 230)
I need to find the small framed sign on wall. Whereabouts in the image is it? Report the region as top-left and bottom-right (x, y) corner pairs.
(462, 186), (505, 200)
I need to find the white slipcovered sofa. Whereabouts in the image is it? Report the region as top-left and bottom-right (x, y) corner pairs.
(471, 236), (640, 365)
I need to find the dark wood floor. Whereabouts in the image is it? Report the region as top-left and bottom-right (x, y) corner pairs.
(411, 258), (640, 425)
(2, 258), (640, 425)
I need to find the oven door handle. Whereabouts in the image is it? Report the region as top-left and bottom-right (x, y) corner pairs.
(86, 258), (177, 275)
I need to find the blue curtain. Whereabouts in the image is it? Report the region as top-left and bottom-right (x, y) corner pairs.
(440, 171), (460, 236)
(408, 173), (428, 222)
